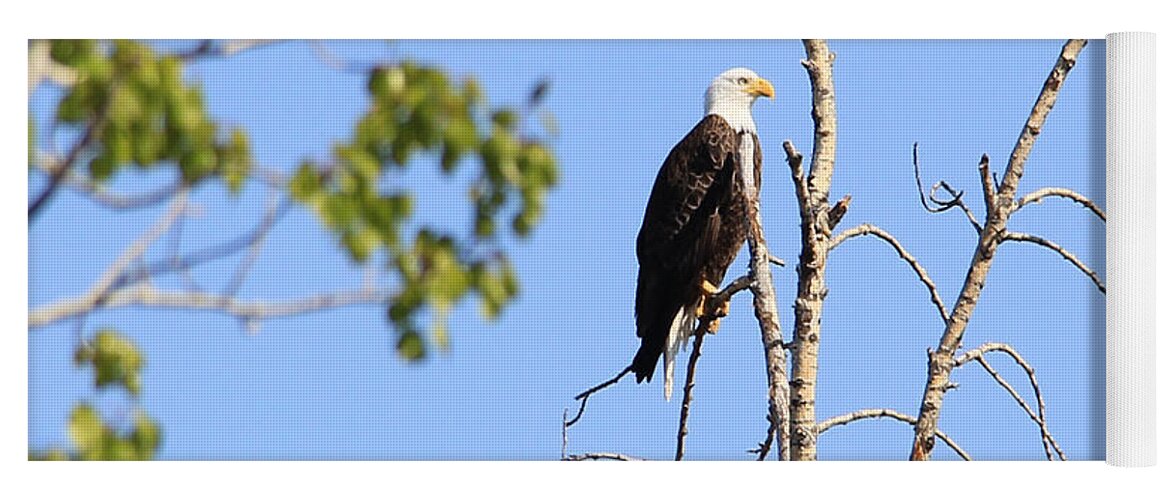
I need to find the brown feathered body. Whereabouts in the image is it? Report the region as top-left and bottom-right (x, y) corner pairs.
(632, 114), (762, 386)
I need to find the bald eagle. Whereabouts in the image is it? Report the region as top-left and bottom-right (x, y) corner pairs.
(632, 68), (774, 400)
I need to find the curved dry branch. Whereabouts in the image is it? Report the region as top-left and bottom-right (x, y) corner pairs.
(564, 453), (643, 461)
(912, 143), (982, 232)
(1014, 187), (1105, 221)
(830, 223), (949, 323)
(1001, 231), (1105, 294)
(33, 157), (184, 210)
(30, 286), (390, 329)
(956, 342), (1066, 461)
(566, 367), (632, 428)
(815, 408), (971, 461)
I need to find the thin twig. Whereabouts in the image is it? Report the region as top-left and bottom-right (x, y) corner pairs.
(830, 223), (950, 323)
(32, 158), (184, 210)
(566, 366), (632, 428)
(222, 196), (292, 296)
(816, 408), (971, 461)
(178, 40), (277, 60)
(121, 198), (295, 288)
(675, 328), (706, 461)
(1001, 231), (1105, 293)
(912, 143), (982, 232)
(564, 453), (643, 461)
(956, 342), (1067, 461)
(784, 140), (809, 219)
(89, 190), (190, 300)
(747, 419), (777, 461)
(29, 108), (103, 220)
(978, 153), (998, 212)
(1014, 187), (1106, 221)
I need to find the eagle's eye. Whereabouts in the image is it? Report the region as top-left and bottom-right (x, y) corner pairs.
(737, 77), (749, 85)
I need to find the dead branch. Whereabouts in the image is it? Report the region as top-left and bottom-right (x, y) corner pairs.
(815, 408), (971, 461)
(956, 342), (1066, 460)
(1014, 187), (1106, 221)
(1001, 231), (1105, 294)
(784, 140), (809, 217)
(830, 223), (950, 323)
(674, 328), (706, 461)
(910, 39), (1087, 461)
(913, 143), (982, 232)
(564, 453), (644, 461)
(747, 419), (777, 460)
(566, 367), (632, 428)
(566, 277), (752, 434)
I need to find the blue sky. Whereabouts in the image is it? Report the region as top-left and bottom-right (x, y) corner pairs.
(29, 39), (1104, 460)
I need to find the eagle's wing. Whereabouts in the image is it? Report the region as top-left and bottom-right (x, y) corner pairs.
(632, 114), (739, 384)
(635, 115), (738, 268)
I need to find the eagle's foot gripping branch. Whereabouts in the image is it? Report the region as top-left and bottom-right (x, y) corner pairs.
(696, 279), (731, 334)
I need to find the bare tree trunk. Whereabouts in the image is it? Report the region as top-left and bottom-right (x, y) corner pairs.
(787, 39), (844, 461)
(910, 39), (1087, 461)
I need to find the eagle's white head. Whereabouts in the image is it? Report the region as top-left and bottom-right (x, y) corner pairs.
(704, 67), (775, 134)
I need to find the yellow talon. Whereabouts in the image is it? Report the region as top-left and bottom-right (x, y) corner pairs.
(701, 279), (720, 295)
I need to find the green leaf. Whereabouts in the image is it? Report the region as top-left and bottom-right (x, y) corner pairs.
(491, 109), (518, 129)
(76, 329), (144, 396)
(396, 330), (426, 361)
(68, 404), (104, 456)
(29, 448), (72, 461)
(50, 39), (96, 67)
(289, 162), (323, 203)
(130, 412), (162, 459)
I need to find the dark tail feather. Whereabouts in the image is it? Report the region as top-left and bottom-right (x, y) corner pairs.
(631, 337), (661, 383)
(633, 265), (686, 385)
(632, 300), (677, 383)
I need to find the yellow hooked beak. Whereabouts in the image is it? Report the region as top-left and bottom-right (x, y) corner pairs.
(748, 77), (775, 99)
